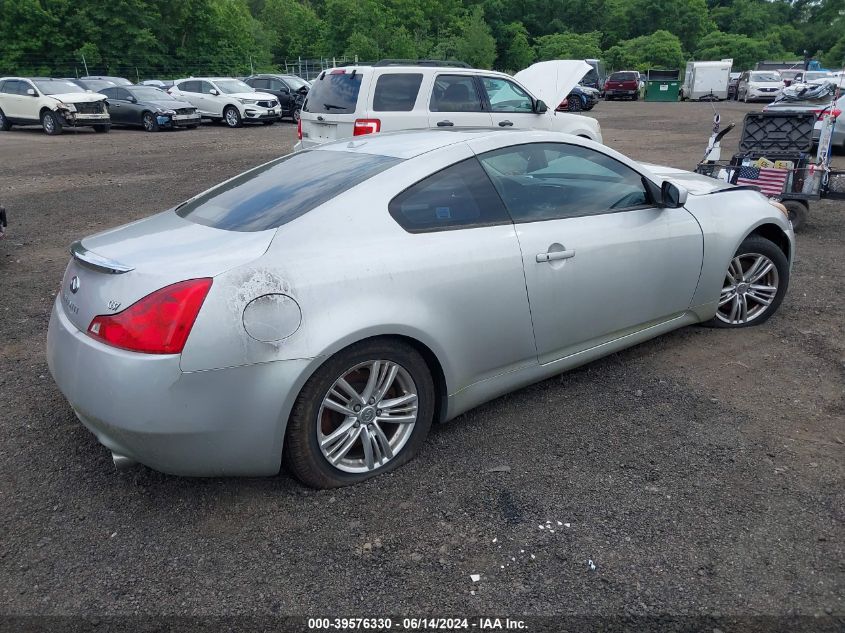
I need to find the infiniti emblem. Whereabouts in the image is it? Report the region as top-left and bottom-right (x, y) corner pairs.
(70, 276), (80, 294)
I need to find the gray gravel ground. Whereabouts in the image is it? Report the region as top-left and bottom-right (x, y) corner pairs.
(0, 102), (842, 630)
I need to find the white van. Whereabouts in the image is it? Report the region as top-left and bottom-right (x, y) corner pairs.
(295, 60), (602, 149)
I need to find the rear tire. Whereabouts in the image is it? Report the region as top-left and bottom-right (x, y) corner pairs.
(704, 235), (789, 328)
(283, 338), (435, 488)
(0, 108), (11, 131)
(223, 106), (242, 128)
(782, 200), (808, 231)
(41, 110), (63, 135)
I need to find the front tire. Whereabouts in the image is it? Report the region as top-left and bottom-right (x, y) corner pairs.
(142, 112), (159, 132)
(284, 338), (435, 488)
(705, 235), (789, 328)
(292, 108), (301, 123)
(41, 110), (63, 135)
(223, 106), (242, 128)
(568, 97), (582, 112)
(0, 108), (11, 131)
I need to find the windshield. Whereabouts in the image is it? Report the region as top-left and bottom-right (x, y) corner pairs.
(214, 79), (253, 94)
(304, 71), (363, 114)
(177, 150), (402, 232)
(81, 79), (116, 91)
(33, 79), (86, 95)
(284, 76), (309, 90)
(751, 72), (781, 82)
(128, 87), (171, 101)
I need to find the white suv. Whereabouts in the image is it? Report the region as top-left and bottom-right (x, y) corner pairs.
(168, 77), (280, 127)
(295, 60), (602, 150)
(0, 77), (110, 135)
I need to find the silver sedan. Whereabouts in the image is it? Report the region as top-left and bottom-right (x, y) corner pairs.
(47, 129), (794, 487)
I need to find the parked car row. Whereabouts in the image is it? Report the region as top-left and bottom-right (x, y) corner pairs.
(0, 73), (309, 135)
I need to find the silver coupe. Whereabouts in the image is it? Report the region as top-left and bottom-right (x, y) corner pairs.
(47, 129), (794, 487)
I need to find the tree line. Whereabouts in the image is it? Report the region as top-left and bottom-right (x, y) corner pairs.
(1, 0), (843, 79)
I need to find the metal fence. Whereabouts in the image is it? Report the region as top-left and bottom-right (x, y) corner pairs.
(2, 56), (372, 82)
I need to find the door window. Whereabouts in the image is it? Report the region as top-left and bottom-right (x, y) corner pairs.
(114, 88), (132, 101)
(270, 79), (288, 92)
(389, 158), (510, 233)
(429, 75), (483, 112)
(480, 77), (533, 113)
(179, 80), (200, 93)
(199, 81), (215, 94)
(478, 143), (651, 223)
(373, 73), (423, 111)
(1, 80), (21, 94)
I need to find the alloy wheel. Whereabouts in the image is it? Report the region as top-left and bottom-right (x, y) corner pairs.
(716, 253), (779, 325)
(143, 113), (155, 131)
(225, 108), (240, 127)
(317, 360), (419, 473)
(43, 114), (54, 133)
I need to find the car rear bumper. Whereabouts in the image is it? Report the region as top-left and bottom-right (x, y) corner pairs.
(607, 89), (637, 96)
(46, 297), (311, 476)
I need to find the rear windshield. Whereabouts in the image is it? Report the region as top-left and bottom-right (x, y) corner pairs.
(609, 72), (637, 82)
(304, 71), (363, 114)
(177, 150), (402, 231)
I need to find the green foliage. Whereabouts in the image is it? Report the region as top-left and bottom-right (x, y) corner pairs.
(453, 6), (497, 69)
(535, 32), (602, 62)
(605, 30), (685, 72)
(693, 31), (786, 73)
(0, 0), (842, 79)
(499, 22), (535, 73)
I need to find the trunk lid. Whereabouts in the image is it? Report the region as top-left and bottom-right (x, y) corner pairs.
(513, 60), (591, 113)
(58, 210), (275, 335)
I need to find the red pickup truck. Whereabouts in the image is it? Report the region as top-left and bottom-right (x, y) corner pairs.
(604, 71), (640, 100)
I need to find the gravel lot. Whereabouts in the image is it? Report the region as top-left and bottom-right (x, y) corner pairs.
(1, 102), (842, 627)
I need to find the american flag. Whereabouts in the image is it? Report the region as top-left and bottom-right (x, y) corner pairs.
(735, 166), (790, 196)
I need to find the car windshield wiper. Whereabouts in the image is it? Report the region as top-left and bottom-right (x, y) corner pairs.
(322, 103), (348, 110)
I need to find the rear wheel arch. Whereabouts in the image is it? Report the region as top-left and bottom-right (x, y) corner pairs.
(298, 334), (449, 426)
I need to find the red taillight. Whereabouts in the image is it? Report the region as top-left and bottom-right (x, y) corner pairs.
(353, 119), (381, 136)
(87, 278), (212, 354)
(297, 117), (302, 140)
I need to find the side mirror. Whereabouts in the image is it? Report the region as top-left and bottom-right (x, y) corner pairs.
(128, 96), (137, 103)
(661, 181), (688, 208)
(534, 99), (548, 114)
(209, 89), (219, 96)
(27, 88), (36, 96)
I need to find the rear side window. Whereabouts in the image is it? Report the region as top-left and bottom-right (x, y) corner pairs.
(1, 80), (17, 94)
(430, 75), (484, 112)
(179, 80), (200, 93)
(389, 158), (510, 233)
(177, 150), (402, 232)
(372, 73), (423, 111)
(304, 71), (363, 114)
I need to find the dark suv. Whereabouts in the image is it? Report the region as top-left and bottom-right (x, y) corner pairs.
(243, 74), (309, 122)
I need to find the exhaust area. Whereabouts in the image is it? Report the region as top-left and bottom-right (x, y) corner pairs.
(112, 453), (138, 471)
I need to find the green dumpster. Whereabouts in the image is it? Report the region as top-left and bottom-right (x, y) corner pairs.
(645, 69), (681, 102)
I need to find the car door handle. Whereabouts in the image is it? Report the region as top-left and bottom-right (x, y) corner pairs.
(436, 120), (454, 127)
(498, 120), (513, 127)
(536, 250), (576, 263)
